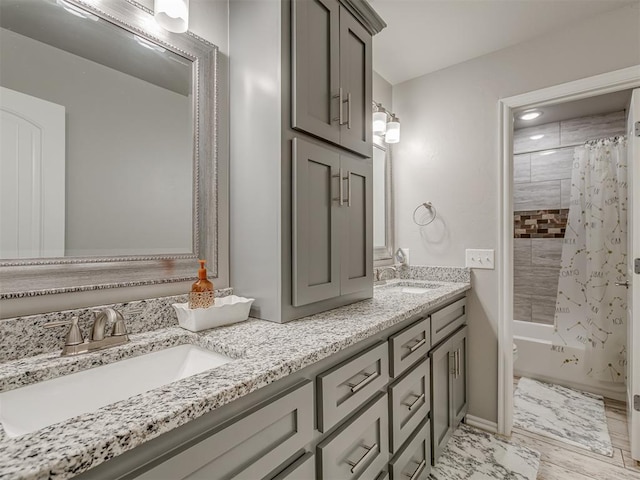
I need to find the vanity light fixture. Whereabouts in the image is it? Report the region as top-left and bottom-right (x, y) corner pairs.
(372, 102), (401, 144)
(529, 134), (545, 140)
(518, 110), (542, 121)
(154, 0), (189, 33)
(385, 114), (401, 144)
(56, 0), (98, 21)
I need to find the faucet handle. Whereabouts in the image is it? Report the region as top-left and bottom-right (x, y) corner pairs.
(110, 309), (128, 336)
(44, 316), (84, 346)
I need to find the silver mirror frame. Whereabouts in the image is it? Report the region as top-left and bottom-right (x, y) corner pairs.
(0, 0), (218, 298)
(373, 141), (394, 263)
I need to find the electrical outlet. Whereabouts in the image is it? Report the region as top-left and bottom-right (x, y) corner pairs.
(465, 249), (495, 269)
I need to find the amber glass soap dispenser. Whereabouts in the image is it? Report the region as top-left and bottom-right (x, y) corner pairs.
(189, 260), (214, 309)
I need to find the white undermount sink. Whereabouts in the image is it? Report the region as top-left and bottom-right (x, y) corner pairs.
(377, 282), (439, 295)
(0, 344), (232, 438)
(396, 286), (433, 294)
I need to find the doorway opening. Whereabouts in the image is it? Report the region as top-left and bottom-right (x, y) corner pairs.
(497, 66), (640, 454)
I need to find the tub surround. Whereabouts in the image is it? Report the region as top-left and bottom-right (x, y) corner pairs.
(0, 274), (469, 480)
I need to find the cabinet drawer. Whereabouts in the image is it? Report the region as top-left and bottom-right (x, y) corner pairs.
(431, 298), (466, 347)
(317, 392), (389, 480)
(317, 341), (389, 432)
(271, 451), (315, 480)
(389, 316), (430, 378)
(389, 356), (430, 453)
(138, 381), (314, 480)
(389, 419), (431, 480)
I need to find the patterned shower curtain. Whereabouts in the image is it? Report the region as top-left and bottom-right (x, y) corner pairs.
(553, 136), (628, 383)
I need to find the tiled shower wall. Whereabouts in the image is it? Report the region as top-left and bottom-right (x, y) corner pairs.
(513, 110), (626, 324)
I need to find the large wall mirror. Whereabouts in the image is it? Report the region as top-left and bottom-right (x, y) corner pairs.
(0, 0), (218, 297)
(373, 142), (394, 263)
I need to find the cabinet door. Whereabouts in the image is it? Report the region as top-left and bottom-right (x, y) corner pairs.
(271, 451), (315, 480)
(317, 393), (389, 480)
(317, 341), (389, 433)
(339, 153), (373, 295)
(389, 357), (430, 454)
(451, 326), (468, 427)
(137, 381), (314, 480)
(429, 339), (453, 464)
(292, 0), (341, 144)
(292, 138), (341, 306)
(339, 6), (372, 157)
(389, 419), (431, 480)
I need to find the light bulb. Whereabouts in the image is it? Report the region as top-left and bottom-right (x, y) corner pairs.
(373, 110), (387, 135)
(154, 0), (189, 33)
(385, 116), (400, 144)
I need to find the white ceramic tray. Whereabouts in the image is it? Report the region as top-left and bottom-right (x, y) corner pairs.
(172, 295), (254, 332)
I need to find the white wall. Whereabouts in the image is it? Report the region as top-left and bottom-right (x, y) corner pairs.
(392, 3), (640, 423)
(373, 71), (393, 109)
(0, 0), (229, 318)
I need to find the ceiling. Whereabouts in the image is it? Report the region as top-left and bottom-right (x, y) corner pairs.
(513, 90), (632, 130)
(371, 0), (638, 85)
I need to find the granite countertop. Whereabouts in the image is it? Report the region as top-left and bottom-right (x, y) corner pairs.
(0, 279), (470, 480)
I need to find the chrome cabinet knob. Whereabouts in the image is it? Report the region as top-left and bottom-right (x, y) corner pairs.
(615, 281), (629, 288)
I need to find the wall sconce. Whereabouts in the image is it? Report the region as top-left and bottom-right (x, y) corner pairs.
(373, 104), (388, 135)
(385, 114), (400, 144)
(154, 0), (189, 33)
(372, 102), (401, 144)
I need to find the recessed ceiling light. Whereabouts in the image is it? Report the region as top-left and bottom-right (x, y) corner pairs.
(518, 110), (542, 121)
(529, 134), (544, 140)
(539, 150), (556, 156)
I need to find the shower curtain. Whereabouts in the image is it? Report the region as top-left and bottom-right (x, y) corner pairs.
(553, 136), (628, 383)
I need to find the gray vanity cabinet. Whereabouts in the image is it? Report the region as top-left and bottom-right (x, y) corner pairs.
(292, 137), (373, 307)
(135, 381), (314, 480)
(292, 0), (373, 158)
(429, 324), (468, 465)
(317, 392), (389, 480)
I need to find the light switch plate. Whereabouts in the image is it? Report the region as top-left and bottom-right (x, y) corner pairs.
(465, 249), (495, 269)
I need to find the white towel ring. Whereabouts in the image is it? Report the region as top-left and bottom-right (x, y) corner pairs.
(413, 202), (437, 226)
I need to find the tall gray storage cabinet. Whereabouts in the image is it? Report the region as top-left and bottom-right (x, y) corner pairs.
(230, 0), (385, 323)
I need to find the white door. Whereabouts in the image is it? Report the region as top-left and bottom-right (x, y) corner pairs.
(628, 88), (640, 462)
(0, 86), (66, 258)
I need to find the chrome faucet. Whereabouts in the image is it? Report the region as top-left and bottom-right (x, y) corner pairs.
(375, 266), (397, 282)
(45, 308), (129, 356)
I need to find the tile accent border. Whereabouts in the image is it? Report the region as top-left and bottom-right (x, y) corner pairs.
(514, 209), (568, 238)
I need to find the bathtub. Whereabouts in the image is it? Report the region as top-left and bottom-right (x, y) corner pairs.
(513, 320), (626, 401)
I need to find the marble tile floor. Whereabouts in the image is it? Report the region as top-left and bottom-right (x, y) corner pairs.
(514, 377), (613, 457)
(512, 378), (640, 479)
(429, 424), (541, 480)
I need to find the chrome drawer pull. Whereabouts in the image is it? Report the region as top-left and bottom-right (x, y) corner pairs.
(348, 371), (379, 393)
(408, 337), (426, 353)
(405, 459), (426, 480)
(347, 443), (378, 474)
(404, 393), (425, 411)
(333, 88), (347, 125)
(450, 352), (456, 375)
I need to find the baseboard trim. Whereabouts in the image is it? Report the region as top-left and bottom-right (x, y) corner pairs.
(465, 415), (498, 434)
